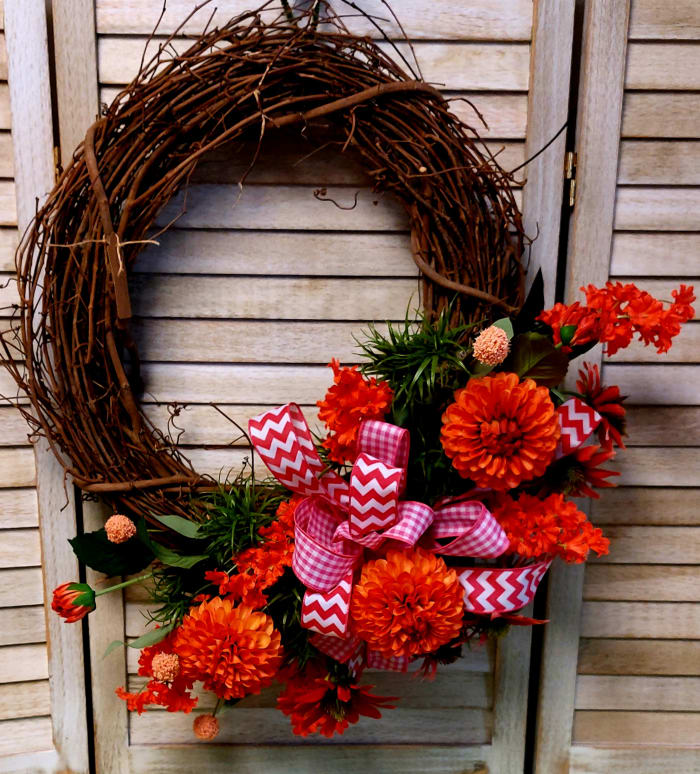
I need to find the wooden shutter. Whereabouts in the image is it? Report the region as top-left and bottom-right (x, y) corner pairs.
(0, 1), (90, 772)
(535, 1), (700, 772)
(0, 0), (575, 771)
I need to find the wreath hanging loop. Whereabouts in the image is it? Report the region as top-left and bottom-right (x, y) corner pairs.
(1, 2), (525, 523)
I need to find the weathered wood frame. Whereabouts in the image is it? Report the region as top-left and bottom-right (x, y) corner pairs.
(23, 1), (576, 771)
(2, 0), (90, 772)
(534, 1), (632, 772)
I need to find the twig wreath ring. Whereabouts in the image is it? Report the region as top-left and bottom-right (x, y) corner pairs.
(2, 4), (525, 521)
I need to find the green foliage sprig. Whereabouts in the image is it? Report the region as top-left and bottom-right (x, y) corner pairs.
(357, 308), (481, 503)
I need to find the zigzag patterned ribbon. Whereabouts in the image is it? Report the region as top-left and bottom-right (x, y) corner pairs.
(557, 397), (602, 456)
(249, 404), (511, 655)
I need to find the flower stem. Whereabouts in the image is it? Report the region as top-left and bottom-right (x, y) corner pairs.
(95, 571), (154, 597)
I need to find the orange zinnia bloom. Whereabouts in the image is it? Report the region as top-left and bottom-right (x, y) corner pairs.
(440, 373), (560, 490)
(350, 548), (464, 659)
(173, 598), (282, 700)
(317, 359), (394, 464)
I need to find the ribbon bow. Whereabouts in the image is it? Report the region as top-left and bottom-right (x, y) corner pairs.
(249, 404), (513, 668)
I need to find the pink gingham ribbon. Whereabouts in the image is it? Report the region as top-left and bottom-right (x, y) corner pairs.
(249, 404), (510, 654)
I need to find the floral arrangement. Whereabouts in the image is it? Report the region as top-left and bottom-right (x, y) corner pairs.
(51, 277), (694, 740)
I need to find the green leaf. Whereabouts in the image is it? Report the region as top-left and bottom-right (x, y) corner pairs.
(136, 519), (207, 569)
(153, 514), (204, 540)
(69, 528), (155, 577)
(514, 269), (545, 334)
(471, 361), (494, 376)
(151, 544), (208, 569)
(559, 324), (577, 346)
(103, 623), (174, 659)
(550, 387), (569, 405)
(509, 332), (569, 387)
(492, 317), (515, 339)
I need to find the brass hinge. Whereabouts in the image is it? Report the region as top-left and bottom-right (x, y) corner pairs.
(565, 150), (577, 208)
(53, 146), (61, 182)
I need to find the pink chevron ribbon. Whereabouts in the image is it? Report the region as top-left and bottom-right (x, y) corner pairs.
(250, 404), (510, 647)
(458, 560), (552, 615)
(557, 397), (602, 456)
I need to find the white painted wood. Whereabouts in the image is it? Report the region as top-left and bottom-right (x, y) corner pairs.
(615, 186), (700, 230)
(127, 745), (492, 774)
(573, 712), (700, 746)
(616, 448), (700, 487)
(588, 526), (700, 564)
(0, 447), (35, 487)
(0, 567), (44, 606)
(0, 85), (11, 131)
(629, 0), (700, 39)
(535, 2), (631, 772)
(84, 501), (130, 774)
(521, 0), (575, 305)
(619, 139), (700, 184)
(131, 276), (418, 320)
(575, 675), (700, 711)
(0, 529), (40, 569)
(0, 681), (50, 721)
(98, 37), (531, 91)
(4, 0), (89, 769)
(611, 233), (700, 276)
(622, 92), (700, 138)
(135, 230), (416, 276)
(0, 645), (48, 684)
(0, 717), (53, 757)
(592, 487), (700, 526)
(129, 708), (492, 745)
(578, 638), (700, 674)
(52, 0), (99, 164)
(95, 0), (533, 40)
(626, 42), (700, 89)
(584, 565), (700, 602)
(569, 745), (700, 774)
(580, 602), (700, 639)
(0, 489), (38, 528)
(0, 605), (45, 645)
(602, 364), (700, 404)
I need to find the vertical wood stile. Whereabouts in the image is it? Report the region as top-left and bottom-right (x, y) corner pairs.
(4, 0), (90, 770)
(534, 1), (631, 772)
(52, 0), (100, 160)
(52, 3), (130, 773)
(522, 0), (576, 305)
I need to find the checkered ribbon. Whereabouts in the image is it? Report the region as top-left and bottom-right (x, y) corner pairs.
(250, 404), (510, 667)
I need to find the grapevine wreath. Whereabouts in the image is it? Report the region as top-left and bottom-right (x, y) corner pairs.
(1, 0), (695, 742)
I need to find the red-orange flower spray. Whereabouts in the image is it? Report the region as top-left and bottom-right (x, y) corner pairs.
(317, 359), (393, 463)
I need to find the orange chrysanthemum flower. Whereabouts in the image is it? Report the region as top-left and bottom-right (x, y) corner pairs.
(173, 598), (282, 700)
(350, 548), (464, 659)
(493, 492), (609, 563)
(317, 359), (394, 463)
(440, 373), (560, 490)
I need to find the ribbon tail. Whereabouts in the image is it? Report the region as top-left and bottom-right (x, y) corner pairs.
(300, 573), (353, 637)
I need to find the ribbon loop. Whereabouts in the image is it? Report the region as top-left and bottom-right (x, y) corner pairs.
(348, 453), (403, 535)
(250, 404), (531, 666)
(292, 499), (361, 592)
(426, 500), (510, 558)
